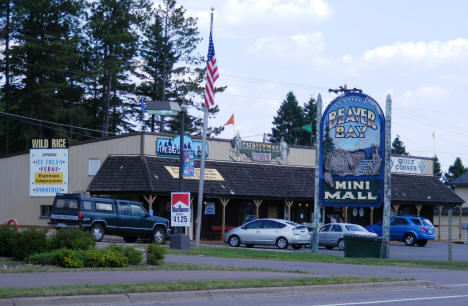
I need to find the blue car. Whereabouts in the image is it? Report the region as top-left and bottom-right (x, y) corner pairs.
(365, 216), (435, 247)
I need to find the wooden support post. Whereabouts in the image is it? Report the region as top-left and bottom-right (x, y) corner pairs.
(285, 200), (293, 221)
(370, 207), (374, 225)
(416, 204), (422, 217)
(220, 198), (230, 240)
(254, 200), (263, 219)
(343, 207), (348, 223)
(143, 194), (157, 214)
(392, 204), (400, 216)
(438, 205), (442, 240)
(458, 205), (462, 240)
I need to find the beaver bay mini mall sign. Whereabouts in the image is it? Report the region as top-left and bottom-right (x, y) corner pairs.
(319, 92), (385, 207)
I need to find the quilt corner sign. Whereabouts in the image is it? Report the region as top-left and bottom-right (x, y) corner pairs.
(170, 192), (191, 227)
(319, 92), (385, 208)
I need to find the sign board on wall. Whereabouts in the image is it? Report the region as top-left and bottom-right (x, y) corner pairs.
(156, 135), (208, 159)
(230, 133), (289, 163)
(391, 156), (426, 174)
(319, 92), (385, 207)
(204, 202), (215, 215)
(171, 192), (191, 227)
(29, 138), (69, 197)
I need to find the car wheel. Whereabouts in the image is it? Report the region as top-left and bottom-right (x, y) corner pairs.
(228, 235), (241, 247)
(338, 239), (345, 250)
(416, 239), (427, 247)
(292, 245), (302, 250)
(246, 244), (254, 248)
(325, 246), (334, 250)
(276, 237), (288, 249)
(91, 223), (105, 242)
(152, 227), (166, 244)
(123, 236), (138, 243)
(404, 233), (416, 246)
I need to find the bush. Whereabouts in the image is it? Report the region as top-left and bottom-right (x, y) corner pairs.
(13, 228), (48, 260)
(107, 244), (142, 265)
(0, 226), (17, 257)
(55, 248), (84, 268)
(28, 250), (57, 265)
(147, 243), (165, 265)
(83, 248), (128, 268)
(50, 228), (95, 250)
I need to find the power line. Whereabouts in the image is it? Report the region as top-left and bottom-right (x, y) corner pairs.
(0, 111), (119, 136)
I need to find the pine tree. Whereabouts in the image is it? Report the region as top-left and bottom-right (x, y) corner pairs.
(301, 97), (317, 146)
(433, 155), (442, 179)
(269, 92), (305, 144)
(444, 157), (467, 182)
(391, 135), (409, 155)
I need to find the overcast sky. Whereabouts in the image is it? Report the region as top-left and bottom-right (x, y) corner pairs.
(179, 0), (468, 172)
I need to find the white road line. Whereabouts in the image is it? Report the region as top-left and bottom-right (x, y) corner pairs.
(315, 294), (468, 306)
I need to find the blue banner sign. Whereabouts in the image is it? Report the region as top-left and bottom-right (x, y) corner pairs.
(156, 135), (208, 159)
(183, 149), (195, 177)
(319, 92), (385, 207)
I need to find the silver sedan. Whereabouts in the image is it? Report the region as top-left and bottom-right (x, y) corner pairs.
(223, 218), (311, 249)
(319, 223), (377, 250)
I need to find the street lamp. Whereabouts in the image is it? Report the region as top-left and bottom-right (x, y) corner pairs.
(145, 100), (190, 250)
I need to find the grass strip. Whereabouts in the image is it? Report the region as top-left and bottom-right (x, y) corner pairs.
(0, 276), (397, 298)
(167, 247), (468, 271)
(0, 262), (309, 274)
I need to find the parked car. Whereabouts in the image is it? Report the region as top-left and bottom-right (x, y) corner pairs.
(365, 216), (435, 246)
(223, 218), (311, 249)
(318, 223), (377, 250)
(49, 193), (169, 243)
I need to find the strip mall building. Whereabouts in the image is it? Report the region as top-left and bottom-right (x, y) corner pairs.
(0, 132), (465, 240)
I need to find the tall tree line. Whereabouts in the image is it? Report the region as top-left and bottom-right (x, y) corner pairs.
(0, 0), (220, 155)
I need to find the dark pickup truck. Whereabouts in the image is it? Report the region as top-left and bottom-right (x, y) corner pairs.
(49, 193), (169, 243)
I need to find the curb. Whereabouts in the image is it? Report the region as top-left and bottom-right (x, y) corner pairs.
(0, 280), (434, 306)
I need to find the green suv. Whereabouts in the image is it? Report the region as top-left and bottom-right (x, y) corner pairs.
(49, 193), (169, 243)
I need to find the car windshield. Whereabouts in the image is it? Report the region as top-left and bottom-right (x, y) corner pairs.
(422, 218), (433, 226)
(285, 221), (300, 226)
(294, 226), (308, 231)
(345, 224), (367, 232)
(411, 218), (421, 225)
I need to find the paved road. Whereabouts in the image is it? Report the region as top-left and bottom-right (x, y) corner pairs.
(164, 254), (468, 285)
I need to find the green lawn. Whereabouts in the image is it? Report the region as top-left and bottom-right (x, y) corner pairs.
(167, 246), (468, 270)
(0, 276), (397, 298)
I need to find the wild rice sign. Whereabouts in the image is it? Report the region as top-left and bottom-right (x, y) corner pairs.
(319, 92), (385, 207)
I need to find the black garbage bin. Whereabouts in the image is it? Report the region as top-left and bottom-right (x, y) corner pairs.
(344, 235), (382, 258)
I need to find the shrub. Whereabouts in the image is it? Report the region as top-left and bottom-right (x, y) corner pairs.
(55, 248), (84, 268)
(107, 244), (142, 265)
(28, 250), (57, 265)
(0, 226), (17, 257)
(50, 228), (95, 250)
(83, 248), (128, 268)
(13, 228), (48, 260)
(147, 243), (165, 265)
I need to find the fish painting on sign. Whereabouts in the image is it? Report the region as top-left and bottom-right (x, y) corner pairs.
(319, 92), (385, 208)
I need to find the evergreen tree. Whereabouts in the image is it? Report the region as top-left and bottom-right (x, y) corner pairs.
(444, 157), (468, 182)
(433, 155), (442, 179)
(269, 92), (305, 145)
(391, 135), (409, 155)
(86, 0), (151, 136)
(301, 97), (317, 146)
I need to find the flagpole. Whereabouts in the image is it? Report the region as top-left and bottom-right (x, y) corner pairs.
(195, 8), (214, 247)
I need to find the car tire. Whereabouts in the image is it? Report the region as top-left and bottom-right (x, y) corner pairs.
(292, 245), (302, 250)
(416, 239), (427, 247)
(152, 227), (166, 244)
(276, 237), (288, 249)
(228, 235), (241, 247)
(246, 244), (254, 248)
(91, 223), (105, 242)
(338, 239), (345, 250)
(404, 233), (416, 246)
(123, 236), (138, 243)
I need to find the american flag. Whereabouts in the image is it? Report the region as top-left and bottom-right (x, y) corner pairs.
(204, 31), (219, 109)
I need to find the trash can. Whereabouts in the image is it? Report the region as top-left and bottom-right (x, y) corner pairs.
(462, 224), (468, 245)
(344, 235), (382, 258)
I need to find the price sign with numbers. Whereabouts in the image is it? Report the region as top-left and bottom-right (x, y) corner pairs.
(170, 192), (191, 227)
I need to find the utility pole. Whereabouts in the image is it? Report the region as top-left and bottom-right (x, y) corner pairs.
(311, 94), (322, 253)
(381, 94), (392, 258)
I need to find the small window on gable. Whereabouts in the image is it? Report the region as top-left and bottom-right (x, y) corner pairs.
(88, 158), (100, 176)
